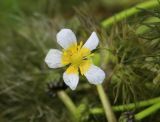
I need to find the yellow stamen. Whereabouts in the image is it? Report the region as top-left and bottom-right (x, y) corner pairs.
(61, 42), (93, 74)
(79, 60), (92, 75)
(66, 65), (78, 74)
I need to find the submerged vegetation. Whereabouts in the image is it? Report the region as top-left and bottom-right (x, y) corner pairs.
(0, 0), (160, 122)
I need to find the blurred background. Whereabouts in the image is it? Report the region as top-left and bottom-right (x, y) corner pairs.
(0, 0), (160, 122)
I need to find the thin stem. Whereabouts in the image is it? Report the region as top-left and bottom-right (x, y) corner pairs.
(57, 91), (78, 120)
(113, 97), (160, 111)
(90, 97), (160, 114)
(101, 0), (159, 28)
(96, 84), (117, 122)
(135, 102), (160, 120)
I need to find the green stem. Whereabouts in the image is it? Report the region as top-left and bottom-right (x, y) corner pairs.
(96, 84), (117, 122)
(135, 102), (160, 120)
(57, 91), (78, 120)
(90, 97), (160, 114)
(101, 0), (160, 28)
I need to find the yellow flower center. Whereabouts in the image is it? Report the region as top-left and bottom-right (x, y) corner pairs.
(61, 42), (93, 75)
(70, 51), (83, 66)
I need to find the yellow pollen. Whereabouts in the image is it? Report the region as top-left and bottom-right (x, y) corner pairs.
(61, 42), (92, 74)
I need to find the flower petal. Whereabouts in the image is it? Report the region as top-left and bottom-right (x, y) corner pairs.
(63, 72), (79, 90)
(84, 64), (105, 84)
(57, 29), (77, 49)
(83, 32), (99, 51)
(45, 49), (63, 68)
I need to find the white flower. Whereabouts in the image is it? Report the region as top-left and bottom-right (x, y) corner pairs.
(45, 29), (105, 90)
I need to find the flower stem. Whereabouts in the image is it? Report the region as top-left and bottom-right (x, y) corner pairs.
(57, 91), (78, 120)
(96, 84), (117, 122)
(90, 97), (160, 114)
(101, 0), (159, 28)
(135, 102), (160, 120)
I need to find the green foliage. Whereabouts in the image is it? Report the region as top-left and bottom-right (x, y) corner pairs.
(0, 11), (70, 121)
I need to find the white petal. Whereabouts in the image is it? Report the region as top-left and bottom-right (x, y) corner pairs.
(57, 29), (77, 49)
(84, 65), (105, 84)
(83, 32), (99, 51)
(63, 72), (79, 90)
(45, 49), (63, 68)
